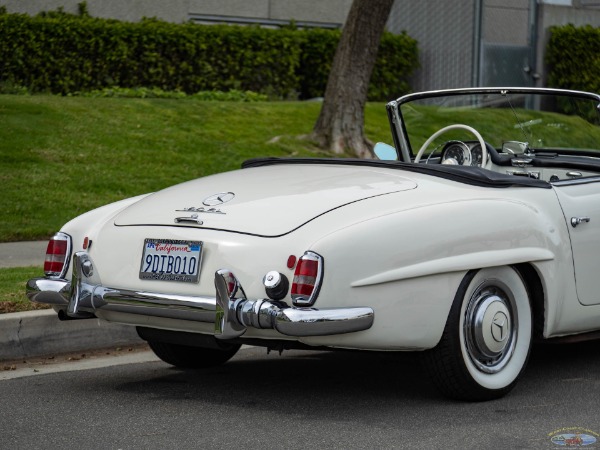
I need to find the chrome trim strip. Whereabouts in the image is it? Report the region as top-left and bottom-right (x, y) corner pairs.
(27, 253), (375, 338)
(552, 176), (600, 186)
(27, 276), (216, 322)
(392, 87), (600, 105)
(274, 306), (375, 337)
(26, 277), (70, 306)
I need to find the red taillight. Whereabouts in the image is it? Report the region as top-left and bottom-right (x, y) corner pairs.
(291, 251), (323, 306)
(223, 271), (238, 297)
(44, 232), (71, 277)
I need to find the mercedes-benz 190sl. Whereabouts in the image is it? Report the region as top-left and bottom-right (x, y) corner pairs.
(27, 88), (600, 401)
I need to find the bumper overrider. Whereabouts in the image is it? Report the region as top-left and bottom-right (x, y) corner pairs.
(26, 252), (374, 338)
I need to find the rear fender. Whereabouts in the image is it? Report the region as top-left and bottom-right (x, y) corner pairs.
(58, 194), (151, 278)
(304, 197), (566, 349)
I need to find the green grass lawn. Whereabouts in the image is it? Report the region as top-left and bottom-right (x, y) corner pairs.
(0, 95), (392, 243)
(0, 267), (50, 313)
(0, 95), (392, 311)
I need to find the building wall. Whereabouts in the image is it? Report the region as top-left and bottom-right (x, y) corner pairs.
(388, 0), (600, 90)
(387, 0), (536, 90)
(1, 0), (353, 26)
(480, 0), (534, 87)
(3, 0), (187, 22)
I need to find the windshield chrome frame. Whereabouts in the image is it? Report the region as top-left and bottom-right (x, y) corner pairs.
(386, 87), (600, 163)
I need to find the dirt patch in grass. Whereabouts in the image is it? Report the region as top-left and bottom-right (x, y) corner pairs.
(0, 301), (50, 314)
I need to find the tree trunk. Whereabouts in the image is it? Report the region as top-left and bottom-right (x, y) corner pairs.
(311, 0), (394, 158)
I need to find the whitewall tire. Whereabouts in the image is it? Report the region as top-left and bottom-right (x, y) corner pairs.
(424, 266), (533, 401)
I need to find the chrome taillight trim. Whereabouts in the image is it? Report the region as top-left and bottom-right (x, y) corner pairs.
(291, 251), (324, 307)
(44, 232), (72, 279)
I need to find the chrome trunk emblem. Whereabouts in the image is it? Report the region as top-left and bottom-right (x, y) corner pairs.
(203, 192), (235, 206)
(176, 206), (225, 215)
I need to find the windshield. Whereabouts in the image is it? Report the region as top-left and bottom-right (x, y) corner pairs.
(396, 90), (600, 158)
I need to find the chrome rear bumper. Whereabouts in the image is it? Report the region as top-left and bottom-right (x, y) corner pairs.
(27, 252), (374, 338)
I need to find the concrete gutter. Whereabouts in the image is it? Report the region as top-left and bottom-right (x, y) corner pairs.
(1, 241), (143, 362)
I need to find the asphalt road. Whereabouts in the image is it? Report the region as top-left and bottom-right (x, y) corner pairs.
(1, 342), (599, 450)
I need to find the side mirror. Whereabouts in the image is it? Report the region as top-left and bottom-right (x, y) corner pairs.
(374, 142), (398, 161)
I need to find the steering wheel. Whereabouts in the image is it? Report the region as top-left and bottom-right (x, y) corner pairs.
(414, 124), (488, 167)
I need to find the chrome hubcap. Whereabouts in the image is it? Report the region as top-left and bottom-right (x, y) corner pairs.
(464, 280), (517, 374)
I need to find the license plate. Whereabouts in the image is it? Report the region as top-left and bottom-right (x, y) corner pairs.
(139, 239), (202, 283)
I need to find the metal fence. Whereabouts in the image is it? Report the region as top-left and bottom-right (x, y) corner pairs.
(388, 0), (600, 92)
(387, 0), (537, 91)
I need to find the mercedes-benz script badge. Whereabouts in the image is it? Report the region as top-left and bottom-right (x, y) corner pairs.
(203, 192), (235, 206)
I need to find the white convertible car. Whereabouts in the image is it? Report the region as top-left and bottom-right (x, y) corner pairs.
(28, 88), (600, 401)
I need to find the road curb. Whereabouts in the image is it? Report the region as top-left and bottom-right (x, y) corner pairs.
(0, 309), (143, 361)
(1, 241), (144, 361)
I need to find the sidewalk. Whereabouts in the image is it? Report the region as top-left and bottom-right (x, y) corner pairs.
(0, 240), (48, 268)
(0, 241), (143, 361)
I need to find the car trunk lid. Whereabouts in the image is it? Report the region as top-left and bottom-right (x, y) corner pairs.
(113, 164), (417, 236)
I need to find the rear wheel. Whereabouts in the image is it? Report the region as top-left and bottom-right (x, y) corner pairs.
(424, 266), (533, 401)
(148, 341), (240, 369)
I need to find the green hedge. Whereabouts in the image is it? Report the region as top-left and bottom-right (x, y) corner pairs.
(546, 24), (600, 93)
(297, 28), (418, 100)
(0, 10), (418, 100)
(0, 14), (301, 97)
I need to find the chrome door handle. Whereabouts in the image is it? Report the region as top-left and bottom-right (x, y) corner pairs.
(571, 217), (591, 228)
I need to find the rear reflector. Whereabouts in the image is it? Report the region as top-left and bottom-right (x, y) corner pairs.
(44, 232), (72, 278)
(291, 251), (323, 306)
